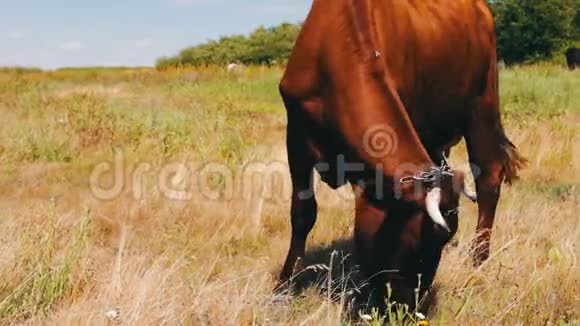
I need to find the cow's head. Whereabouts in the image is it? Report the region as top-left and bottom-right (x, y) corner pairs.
(376, 164), (474, 312)
(396, 164), (473, 230)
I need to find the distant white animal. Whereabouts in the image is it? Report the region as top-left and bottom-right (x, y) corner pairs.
(227, 63), (240, 72)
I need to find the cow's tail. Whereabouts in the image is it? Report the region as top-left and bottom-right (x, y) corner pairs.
(500, 135), (527, 185)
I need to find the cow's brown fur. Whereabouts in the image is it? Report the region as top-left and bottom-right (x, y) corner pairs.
(277, 0), (525, 312)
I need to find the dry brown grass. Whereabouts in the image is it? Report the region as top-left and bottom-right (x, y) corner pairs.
(0, 65), (578, 325)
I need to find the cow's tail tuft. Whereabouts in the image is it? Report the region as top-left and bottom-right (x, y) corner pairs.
(501, 137), (527, 185)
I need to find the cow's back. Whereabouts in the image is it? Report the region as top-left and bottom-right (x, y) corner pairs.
(378, 0), (495, 103)
(374, 0), (497, 145)
(286, 0), (495, 108)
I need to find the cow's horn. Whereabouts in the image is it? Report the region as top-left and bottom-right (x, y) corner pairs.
(426, 187), (451, 232)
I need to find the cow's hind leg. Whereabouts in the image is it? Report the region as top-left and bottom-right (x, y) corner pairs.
(465, 95), (526, 266)
(278, 109), (318, 285)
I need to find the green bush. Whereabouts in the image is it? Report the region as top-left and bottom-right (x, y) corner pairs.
(156, 22), (301, 69)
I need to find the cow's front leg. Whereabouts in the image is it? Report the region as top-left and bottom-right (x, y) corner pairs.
(279, 178), (317, 283)
(278, 129), (318, 284)
(354, 190), (387, 312)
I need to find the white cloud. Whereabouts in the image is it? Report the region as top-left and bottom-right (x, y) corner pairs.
(135, 39), (154, 48)
(57, 41), (84, 50)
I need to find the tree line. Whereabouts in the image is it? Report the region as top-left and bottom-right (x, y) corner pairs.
(156, 0), (579, 69)
(156, 23), (302, 69)
(492, 0), (579, 64)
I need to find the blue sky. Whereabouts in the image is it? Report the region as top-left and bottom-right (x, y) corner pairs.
(0, 0), (311, 69)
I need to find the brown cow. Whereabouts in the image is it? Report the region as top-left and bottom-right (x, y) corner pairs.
(277, 0), (526, 312)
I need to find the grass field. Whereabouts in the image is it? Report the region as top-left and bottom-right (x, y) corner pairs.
(0, 64), (578, 325)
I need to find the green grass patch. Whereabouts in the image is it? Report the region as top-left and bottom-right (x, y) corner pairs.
(0, 204), (92, 322)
